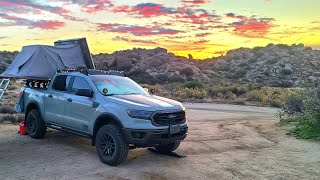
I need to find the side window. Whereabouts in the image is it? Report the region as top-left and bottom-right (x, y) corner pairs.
(53, 75), (71, 91)
(71, 77), (92, 94)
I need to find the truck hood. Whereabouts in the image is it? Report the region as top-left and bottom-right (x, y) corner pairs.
(104, 95), (183, 111)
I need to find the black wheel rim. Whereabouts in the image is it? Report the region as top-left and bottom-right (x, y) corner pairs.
(99, 134), (115, 158)
(28, 115), (36, 133)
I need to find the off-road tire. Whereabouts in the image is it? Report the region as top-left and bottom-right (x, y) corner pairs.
(155, 141), (181, 153)
(95, 124), (129, 166)
(26, 109), (46, 139)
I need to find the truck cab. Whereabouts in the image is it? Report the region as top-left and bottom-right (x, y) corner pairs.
(20, 69), (188, 166)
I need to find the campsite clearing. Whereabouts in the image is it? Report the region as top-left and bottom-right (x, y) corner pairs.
(0, 103), (320, 179)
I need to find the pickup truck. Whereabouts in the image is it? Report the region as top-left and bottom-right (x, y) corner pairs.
(17, 69), (188, 166)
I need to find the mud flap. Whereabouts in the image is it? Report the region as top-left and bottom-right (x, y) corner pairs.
(147, 148), (187, 158)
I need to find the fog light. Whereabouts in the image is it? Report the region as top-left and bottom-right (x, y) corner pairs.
(131, 132), (145, 139)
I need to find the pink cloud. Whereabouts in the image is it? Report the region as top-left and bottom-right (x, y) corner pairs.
(113, 3), (176, 17)
(32, 20), (65, 30)
(97, 23), (183, 36)
(0, 13), (65, 30)
(181, 0), (209, 8)
(227, 13), (275, 38)
(112, 36), (156, 45)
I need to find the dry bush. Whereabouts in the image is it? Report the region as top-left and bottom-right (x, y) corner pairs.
(0, 113), (24, 123)
(0, 105), (15, 114)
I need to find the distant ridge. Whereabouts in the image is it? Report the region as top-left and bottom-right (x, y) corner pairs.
(1, 43), (320, 87)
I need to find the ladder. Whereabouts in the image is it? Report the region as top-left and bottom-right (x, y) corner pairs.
(0, 78), (10, 100)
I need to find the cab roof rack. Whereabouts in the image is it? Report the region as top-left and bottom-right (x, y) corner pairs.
(57, 67), (126, 77)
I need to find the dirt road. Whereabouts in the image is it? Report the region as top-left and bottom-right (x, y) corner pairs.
(0, 103), (320, 180)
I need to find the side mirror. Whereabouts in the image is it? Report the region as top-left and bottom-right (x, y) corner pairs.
(143, 88), (149, 93)
(150, 88), (155, 95)
(76, 88), (93, 98)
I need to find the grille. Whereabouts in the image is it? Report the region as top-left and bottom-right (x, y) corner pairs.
(152, 111), (184, 126)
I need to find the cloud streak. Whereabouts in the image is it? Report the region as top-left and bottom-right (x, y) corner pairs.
(227, 13), (275, 38)
(97, 23), (183, 36)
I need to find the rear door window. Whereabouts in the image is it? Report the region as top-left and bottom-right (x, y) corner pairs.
(53, 75), (71, 91)
(71, 77), (92, 94)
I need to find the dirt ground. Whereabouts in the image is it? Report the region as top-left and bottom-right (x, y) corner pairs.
(0, 103), (320, 180)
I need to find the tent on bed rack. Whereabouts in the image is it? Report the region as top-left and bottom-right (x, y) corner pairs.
(0, 37), (95, 99)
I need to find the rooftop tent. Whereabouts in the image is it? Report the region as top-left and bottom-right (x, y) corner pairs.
(0, 38), (94, 80)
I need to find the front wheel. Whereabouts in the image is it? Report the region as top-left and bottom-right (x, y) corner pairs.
(26, 109), (46, 139)
(95, 124), (129, 166)
(155, 141), (181, 153)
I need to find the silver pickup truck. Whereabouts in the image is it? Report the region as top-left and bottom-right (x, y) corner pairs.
(17, 69), (188, 166)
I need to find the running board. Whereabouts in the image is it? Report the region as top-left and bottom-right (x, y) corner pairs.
(46, 124), (92, 139)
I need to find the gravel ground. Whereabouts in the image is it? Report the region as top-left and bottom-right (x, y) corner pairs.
(0, 103), (319, 180)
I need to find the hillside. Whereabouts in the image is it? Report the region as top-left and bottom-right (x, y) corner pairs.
(94, 44), (320, 87)
(1, 44), (320, 87)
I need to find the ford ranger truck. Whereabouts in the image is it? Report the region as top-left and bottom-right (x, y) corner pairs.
(17, 70), (188, 166)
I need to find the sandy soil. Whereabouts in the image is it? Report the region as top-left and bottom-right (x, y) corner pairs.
(0, 103), (319, 180)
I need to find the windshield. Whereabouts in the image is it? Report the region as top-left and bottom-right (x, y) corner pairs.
(89, 75), (147, 96)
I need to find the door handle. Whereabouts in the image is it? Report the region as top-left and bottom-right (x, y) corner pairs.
(92, 102), (100, 108)
(48, 94), (53, 98)
(67, 98), (72, 102)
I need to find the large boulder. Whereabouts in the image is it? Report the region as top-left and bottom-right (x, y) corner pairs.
(116, 56), (133, 71)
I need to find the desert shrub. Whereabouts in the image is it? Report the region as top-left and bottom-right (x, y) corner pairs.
(246, 90), (268, 103)
(0, 113), (24, 123)
(266, 58), (278, 65)
(216, 92), (224, 98)
(279, 89), (320, 140)
(169, 75), (185, 83)
(155, 74), (168, 83)
(225, 91), (236, 100)
(0, 105), (15, 114)
(129, 72), (158, 84)
(175, 88), (207, 99)
(280, 90), (304, 116)
(239, 62), (248, 67)
(7, 85), (18, 90)
(184, 81), (204, 89)
(281, 69), (293, 75)
(248, 58), (258, 63)
(180, 67), (194, 77)
(270, 99), (283, 108)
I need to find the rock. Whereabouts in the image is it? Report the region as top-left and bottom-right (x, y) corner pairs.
(153, 47), (167, 54)
(309, 76), (317, 81)
(116, 56), (132, 71)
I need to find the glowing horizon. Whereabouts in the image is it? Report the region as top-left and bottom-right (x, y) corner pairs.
(0, 0), (319, 59)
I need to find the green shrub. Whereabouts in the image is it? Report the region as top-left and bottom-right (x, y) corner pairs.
(225, 91), (236, 100)
(246, 90), (268, 103)
(180, 67), (194, 77)
(270, 99), (283, 108)
(281, 69), (293, 75)
(279, 89), (320, 140)
(184, 81), (204, 89)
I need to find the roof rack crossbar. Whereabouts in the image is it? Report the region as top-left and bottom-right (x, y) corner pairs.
(57, 67), (126, 77)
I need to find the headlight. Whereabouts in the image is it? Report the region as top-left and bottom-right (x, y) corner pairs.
(127, 110), (153, 120)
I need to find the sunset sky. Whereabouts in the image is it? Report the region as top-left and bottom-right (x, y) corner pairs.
(0, 0), (319, 59)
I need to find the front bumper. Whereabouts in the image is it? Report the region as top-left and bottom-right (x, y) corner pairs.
(122, 125), (188, 147)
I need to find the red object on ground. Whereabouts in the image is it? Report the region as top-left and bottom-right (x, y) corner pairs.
(19, 121), (28, 135)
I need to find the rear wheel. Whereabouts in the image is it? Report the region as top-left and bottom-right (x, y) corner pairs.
(95, 124), (129, 166)
(155, 141), (181, 153)
(26, 109), (46, 139)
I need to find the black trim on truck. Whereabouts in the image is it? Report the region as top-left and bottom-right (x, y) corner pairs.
(122, 125), (188, 147)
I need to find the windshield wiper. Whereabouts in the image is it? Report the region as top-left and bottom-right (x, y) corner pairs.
(128, 93), (141, 95)
(104, 94), (119, 96)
